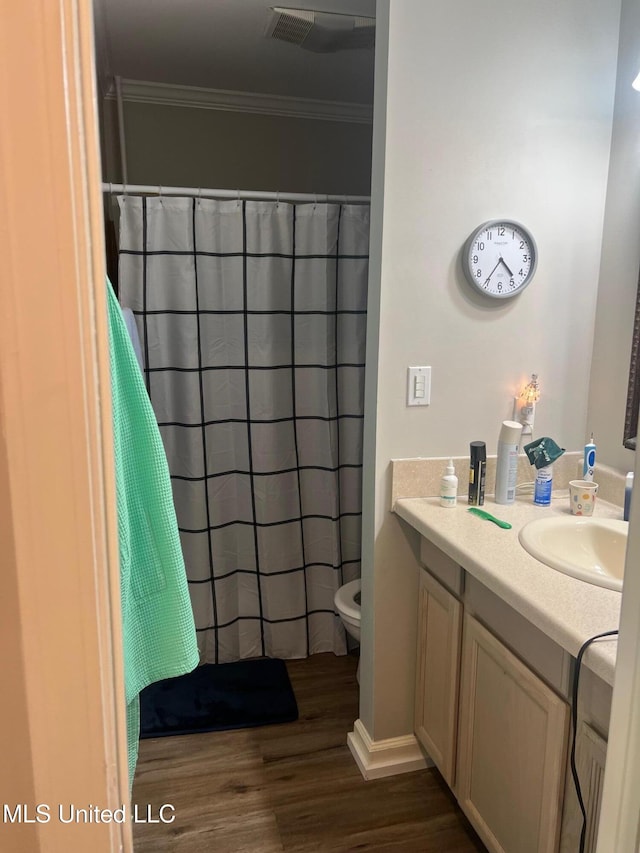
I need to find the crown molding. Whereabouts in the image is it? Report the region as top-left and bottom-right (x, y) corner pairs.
(105, 78), (373, 124)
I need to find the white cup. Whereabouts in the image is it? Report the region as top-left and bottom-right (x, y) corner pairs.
(569, 480), (598, 516)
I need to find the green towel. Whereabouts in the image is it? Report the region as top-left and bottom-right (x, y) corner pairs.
(107, 281), (199, 785)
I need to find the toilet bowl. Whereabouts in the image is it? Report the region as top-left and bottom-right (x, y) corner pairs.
(334, 578), (361, 643)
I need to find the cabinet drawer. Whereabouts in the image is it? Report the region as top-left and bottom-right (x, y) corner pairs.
(420, 537), (464, 597)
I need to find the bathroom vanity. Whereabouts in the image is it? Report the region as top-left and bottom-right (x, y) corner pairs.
(394, 489), (623, 853)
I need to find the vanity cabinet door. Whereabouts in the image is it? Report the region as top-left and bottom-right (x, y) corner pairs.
(559, 722), (607, 853)
(456, 613), (569, 853)
(414, 569), (462, 786)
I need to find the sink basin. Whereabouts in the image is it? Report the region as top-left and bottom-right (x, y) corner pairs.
(518, 517), (628, 591)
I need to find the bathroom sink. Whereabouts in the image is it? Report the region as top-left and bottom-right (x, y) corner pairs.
(518, 517), (628, 592)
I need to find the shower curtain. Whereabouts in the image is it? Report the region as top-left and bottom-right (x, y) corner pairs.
(118, 195), (369, 664)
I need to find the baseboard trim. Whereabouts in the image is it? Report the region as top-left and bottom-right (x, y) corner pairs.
(347, 718), (431, 780)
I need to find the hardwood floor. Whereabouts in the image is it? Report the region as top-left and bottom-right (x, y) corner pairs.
(132, 653), (485, 852)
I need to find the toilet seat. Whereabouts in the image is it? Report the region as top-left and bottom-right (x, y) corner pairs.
(335, 579), (361, 679)
(334, 578), (361, 626)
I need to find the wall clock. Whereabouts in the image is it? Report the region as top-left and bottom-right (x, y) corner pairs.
(462, 220), (538, 299)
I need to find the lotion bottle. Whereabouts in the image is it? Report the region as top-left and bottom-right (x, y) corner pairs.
(495, 420), (523, 505)
(440, 459), (458, 508)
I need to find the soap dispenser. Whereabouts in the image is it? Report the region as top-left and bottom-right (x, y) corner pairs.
(440, 459), (458, 508)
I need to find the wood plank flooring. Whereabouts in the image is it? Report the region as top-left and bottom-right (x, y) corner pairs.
(132, 653), (485, 852)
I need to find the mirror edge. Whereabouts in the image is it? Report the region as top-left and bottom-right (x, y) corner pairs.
(624, 264), (640, 450)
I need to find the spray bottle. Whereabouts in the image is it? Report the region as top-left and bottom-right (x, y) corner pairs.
(523, 436), (566, 507)
(495, 420), (523, 505)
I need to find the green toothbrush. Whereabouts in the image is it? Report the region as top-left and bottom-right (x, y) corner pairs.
(467, 507), (512, 529)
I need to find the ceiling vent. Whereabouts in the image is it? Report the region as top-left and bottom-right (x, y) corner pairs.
(265, 7), (375, 52)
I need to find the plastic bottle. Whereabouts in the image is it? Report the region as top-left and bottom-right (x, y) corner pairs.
(533, 465), (553, 506)
(624, 471), (634, 521)
(440, 459), (458, 508)
(495, 420), (523, 505)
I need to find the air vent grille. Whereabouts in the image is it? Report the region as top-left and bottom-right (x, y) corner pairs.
(266, 7), (375, 52)
(268, 8), (314, 46)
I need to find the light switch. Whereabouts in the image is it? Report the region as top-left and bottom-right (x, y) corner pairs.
(407, 366), (431, 406)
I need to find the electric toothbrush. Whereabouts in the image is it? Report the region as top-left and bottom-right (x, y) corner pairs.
(583, 434), (596, 482)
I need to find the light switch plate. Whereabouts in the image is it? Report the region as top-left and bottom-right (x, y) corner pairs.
(407, 366), (431, 406)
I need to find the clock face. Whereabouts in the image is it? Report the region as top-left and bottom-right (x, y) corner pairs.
(463, 220), (537, 299)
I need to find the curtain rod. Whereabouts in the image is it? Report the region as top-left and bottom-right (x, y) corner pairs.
(101, 183), (370, 205)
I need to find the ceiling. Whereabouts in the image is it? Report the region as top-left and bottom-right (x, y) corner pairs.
(93, 0), (376, 105)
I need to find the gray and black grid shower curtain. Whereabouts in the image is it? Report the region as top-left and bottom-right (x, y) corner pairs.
(118, 196), (369, 663)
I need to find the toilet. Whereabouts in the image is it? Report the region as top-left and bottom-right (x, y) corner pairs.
(334, 578), (361, 643)
(335, 579), (361, 681)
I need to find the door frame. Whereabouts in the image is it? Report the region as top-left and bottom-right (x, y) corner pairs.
(0, 1), (130, 851)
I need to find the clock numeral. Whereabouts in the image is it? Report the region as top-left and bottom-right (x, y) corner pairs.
(476, 241), (484, 251)
(519, 241), (525, 249)
(487, 231), (493, 241)
(497, 283), (503, 292)
(522, 254), (529, 262)
(484, 280), (491, 288)
(519, 269), (524, 277)
(509, 278), (515, 287)
(497, 227), (505, 236)
(472, 254), (479, 263)
(476, 269), (482, 278)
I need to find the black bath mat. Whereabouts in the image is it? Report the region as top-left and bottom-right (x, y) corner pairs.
(139, 657), (298, 738)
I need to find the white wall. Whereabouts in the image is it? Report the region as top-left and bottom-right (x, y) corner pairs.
(361, 0), (622, 742)
(588, 0), (640, 474)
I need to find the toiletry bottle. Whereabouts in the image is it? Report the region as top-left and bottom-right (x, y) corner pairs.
(440, 459), (458, 508)
(533, 465), (553, 506)
(624, 471), (634, 521)
(495, 420), (523, 505)
(468, 441), (486, 506)
(583, 434), (596, 481)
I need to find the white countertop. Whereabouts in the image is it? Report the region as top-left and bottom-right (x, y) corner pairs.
(394, 492), (625, 686)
